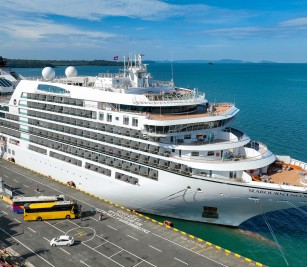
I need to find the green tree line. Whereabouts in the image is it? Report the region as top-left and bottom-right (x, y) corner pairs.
(5, 59), (123, 68)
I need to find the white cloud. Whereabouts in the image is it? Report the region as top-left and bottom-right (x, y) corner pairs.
(1, 0), (173, 21)
(0, 17), (117, 51)
(280, 17), (307, 27)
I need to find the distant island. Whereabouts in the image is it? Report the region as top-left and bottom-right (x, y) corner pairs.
(5, 58), (123, 68)
(4, 58), (279, 68)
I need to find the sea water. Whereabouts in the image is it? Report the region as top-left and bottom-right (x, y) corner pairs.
(16, 63), (307, 267)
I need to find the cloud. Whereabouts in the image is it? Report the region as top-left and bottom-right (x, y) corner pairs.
(0, 17), (116, 50)
(279, 17), (307, 27)
(1, 0), (173, 21)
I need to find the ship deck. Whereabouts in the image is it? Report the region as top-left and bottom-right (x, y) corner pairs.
(0, 159), (264, 267)
(148, 104), (233, 120)
(252, 163), (307, 187)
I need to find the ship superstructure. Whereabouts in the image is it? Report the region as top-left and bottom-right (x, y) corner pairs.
(0, 54), (306, 226)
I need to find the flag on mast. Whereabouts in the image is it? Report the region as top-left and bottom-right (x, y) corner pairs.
(113, 56), (119, 60)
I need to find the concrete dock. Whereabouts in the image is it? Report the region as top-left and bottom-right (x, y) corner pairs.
(0, 159), (264, 267)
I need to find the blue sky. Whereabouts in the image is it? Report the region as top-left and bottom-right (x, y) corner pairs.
(1, 0), (307, 62)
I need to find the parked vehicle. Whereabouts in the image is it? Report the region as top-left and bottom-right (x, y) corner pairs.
(50, 235), (74, 247)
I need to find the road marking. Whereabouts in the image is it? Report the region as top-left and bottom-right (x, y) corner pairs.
(94, 242), (107, 249)
(3, 175), (8, 178)
(45, 221), (65, 233)
(13, 179), (19, 182)
(107, 225), (118, 231)
(2, 211), (8, 215)
(91, 217), (99, 221)
(23, 184), (29, 188)
(43, 237), (50, 242)
(95, 235), (156, 267)
(152, 233), (228, 267)
(53, 220), (65, 226)
(174, 257), (188, 265)
(127, 234), (138, 241)
(80, 260), (91, 267)
(0, 165), (158, 266)
(14, 218), (21, 224)
(28, 227), (36, 233)
(110, 249), (123, 258)
(0, 226), (55, 267)
(67, 220), (81, 227)
(149, 245), (162, 252)
(82, 242), (125, 267)
(60, 248), (70, 255)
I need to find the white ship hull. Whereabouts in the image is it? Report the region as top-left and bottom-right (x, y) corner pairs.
(3, 142), (306, 227)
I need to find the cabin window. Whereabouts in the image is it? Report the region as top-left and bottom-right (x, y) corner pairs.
(191, 151), (199, 156)
(196, 134), (203, 139)
(115, 117), (119, 121)
(184, 134), (191, 139)
(207, 151), (214, 156)
(202, 206), (218, 219)
(230, 171), (237, 179)
(132, 117), (138, 127)
(123, 116), (129, 125)
(107, 113), (112, 122)
(99, 112), (104, 120)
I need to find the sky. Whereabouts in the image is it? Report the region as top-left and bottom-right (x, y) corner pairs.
(1, 0), (307, 62)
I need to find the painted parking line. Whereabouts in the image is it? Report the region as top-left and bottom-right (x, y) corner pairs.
(82, 242), (124, 267)
(127, 234), (138, 241)
(60, 248), (70, 255)
(0, 226), (55, 267)
(13, 179), (19, 183)
(3, 175), (9, 178)
(94, 242), (107, 249)
(43, 237), (50, 242)
(14, 218), (21, 224)
(110, 249), (123, 258)
(80, 260), (91, 267)
(28, 227), (36, 233)
(152, 232), (228, 267)
(23, 184), (29, 188)
(174, 257), (188, 265)
(2, 210), (8, 215)
(45, 221), (65, 233)
(149, 245), (162, 252)
(107, 225), (118, 231)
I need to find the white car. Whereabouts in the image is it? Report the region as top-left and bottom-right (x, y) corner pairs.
(50, 235), (74, 247)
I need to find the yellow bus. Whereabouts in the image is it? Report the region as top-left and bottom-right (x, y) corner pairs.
(24, 201), (80, 221)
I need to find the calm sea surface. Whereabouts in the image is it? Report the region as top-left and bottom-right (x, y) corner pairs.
(16, 64), (307, 267)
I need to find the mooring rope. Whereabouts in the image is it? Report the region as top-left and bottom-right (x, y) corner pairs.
(257, 200), (290, 267)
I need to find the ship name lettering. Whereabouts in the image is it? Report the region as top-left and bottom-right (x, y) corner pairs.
(249, 189), (306, 198)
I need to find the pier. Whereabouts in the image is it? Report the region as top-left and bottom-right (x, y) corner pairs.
(0, 159), (264, 267)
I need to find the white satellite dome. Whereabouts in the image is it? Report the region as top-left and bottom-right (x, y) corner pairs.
(65, 66), (78, 78)
(42, 67), (55, 81)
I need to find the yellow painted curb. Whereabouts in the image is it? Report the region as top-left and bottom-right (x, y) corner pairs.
(245, 258), (252, 262)
(256, 262), (263, 266)
(234, 254), (241, 258)
(2, 196), (13, 204)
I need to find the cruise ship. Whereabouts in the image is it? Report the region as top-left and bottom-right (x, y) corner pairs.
(0, 55), (306, 227)
(0, 56), (21, 96)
